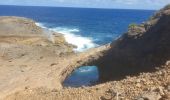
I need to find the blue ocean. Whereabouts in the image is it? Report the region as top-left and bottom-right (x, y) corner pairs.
(0, 5), (155, 87)
(0, 5), (155, 51)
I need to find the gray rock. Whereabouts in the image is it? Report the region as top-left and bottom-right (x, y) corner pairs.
(139, 92), (161, 100)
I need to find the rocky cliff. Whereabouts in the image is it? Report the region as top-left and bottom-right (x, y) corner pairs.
(1, 5), (170, 100)
(0, 16), (75, 99)
(95, 5), (170, 82)
(0, 16), (74, 60)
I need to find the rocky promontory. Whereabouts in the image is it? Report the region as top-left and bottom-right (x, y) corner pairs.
(0, 16), (75, 99)
(1, 5), (170, 100)
(95, 5), (170, 82)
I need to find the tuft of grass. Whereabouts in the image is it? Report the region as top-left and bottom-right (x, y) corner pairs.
(128, 23), (137, 29)
(164, 4), (170, 10)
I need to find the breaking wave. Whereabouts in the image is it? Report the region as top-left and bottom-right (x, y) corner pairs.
(36, 22), (98, 52)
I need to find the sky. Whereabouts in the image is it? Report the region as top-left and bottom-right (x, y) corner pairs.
(1, 0), (170, 10)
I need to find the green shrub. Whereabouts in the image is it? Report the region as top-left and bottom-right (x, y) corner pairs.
(129, 23), (137, 29)
(164, 4), (170, 10)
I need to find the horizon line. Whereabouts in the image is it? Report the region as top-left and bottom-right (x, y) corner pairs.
(0, 4), (157, 11)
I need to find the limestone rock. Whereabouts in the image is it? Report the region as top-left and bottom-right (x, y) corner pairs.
(52, 33), (66, 44)
(139, 92), (161, 100)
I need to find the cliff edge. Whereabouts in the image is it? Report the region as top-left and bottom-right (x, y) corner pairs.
(2, 5), (170, 100)
(0, 16), (75, 99)
(96, 5), (170, 82)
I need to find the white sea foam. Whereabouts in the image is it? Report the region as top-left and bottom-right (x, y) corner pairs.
(79, 68), (92, 73)
(35, 22), (47, 29)
(78, 66), (96, 73)
(35, 22), (55, 42)
(35, 22), (98, 52)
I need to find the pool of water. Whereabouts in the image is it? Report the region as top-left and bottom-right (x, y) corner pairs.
(63, 66), (99, 87)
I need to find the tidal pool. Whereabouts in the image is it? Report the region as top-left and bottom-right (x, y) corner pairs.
(63, 66), (99, 87)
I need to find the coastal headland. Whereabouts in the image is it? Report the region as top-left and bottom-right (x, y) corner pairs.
(0, 5), (170, 100)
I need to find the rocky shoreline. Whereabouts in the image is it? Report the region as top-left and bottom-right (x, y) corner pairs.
(0, 16), (76, 99)
(0, 5), (170, 100)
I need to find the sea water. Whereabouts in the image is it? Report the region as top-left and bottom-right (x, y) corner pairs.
(0, 5), (155, 86)
(0, 5), (155, 52)
(63, 66), (99, 87)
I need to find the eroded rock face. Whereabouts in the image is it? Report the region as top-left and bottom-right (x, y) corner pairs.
(1, 6), (170, 100)
(0, 16), (42, 35)
(0, 16), (75, 98)
(96, 7), (170, 82)
(0, 16), (75, 60)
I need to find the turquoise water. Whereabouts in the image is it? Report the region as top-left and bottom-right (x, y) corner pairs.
(63, 66), (99, 87)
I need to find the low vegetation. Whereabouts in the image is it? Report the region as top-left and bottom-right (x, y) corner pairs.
(128, 23), (137, 29)
(164, 4), (170, 10)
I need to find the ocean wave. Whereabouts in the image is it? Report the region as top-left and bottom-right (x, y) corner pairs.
(35, 22), (47, 29)
(35, 22), (98, 52)
(77, 66), (97, 73)
(78, 68), (92, 73)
